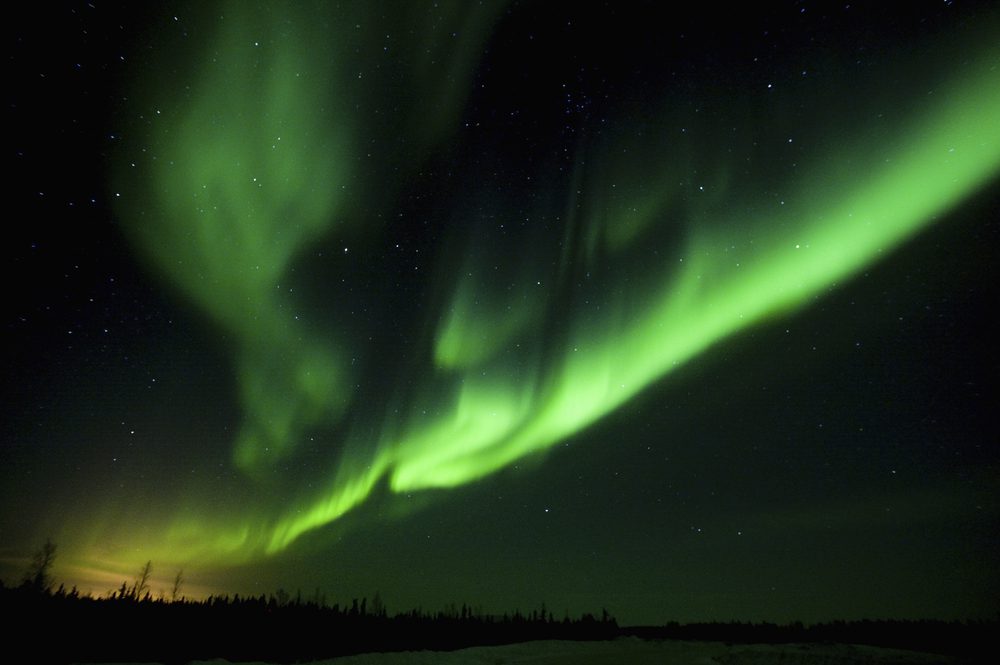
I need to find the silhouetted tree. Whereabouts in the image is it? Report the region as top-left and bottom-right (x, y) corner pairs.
(171, 568), (184, 602)
(371, 590), (385, 618)
(24, 537), (57, 592)
(130, 560), (152, 601)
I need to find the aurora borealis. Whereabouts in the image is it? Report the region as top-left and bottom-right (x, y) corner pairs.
(4, 1), (999, 624)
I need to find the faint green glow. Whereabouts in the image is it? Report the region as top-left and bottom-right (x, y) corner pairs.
(114, 2), (355, 477)
(435, 267), (544, 369)
(105, 1), (1000, 569)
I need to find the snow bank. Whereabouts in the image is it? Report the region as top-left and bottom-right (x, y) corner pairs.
(186, 637), (953, 665)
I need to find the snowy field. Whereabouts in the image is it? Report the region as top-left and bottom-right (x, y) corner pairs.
(181, 638), (955, 665)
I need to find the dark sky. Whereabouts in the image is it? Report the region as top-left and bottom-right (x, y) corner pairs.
(3, 1), (999, 625)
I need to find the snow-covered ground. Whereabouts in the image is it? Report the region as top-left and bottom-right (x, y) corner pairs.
(186, 637), (955, 665)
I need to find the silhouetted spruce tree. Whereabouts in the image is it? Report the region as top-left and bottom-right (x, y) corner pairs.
(371, 591), (385, 618)
(171, 568), (184, 601)
(23, 537), (57, 592)
(130, 560), (152, 600)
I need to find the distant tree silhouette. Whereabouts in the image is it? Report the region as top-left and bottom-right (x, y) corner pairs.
(171, 568), (184, 602)
(371, 590), (386, 618)
(130, 560), (152, 601)
(23, 538), (57, 592)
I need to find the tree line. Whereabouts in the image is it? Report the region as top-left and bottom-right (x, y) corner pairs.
(5, 539), (994, 663)
(5, 539), (618, 663)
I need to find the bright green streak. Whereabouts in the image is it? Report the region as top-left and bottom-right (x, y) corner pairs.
(271, 52), (1000, 552)
(107, 2), (1000, 568)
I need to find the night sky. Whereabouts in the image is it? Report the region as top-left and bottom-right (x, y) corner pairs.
(3, 1), (999, 625)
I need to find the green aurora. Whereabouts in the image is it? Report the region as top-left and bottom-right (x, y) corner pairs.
(88, 1), (1000, 582)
